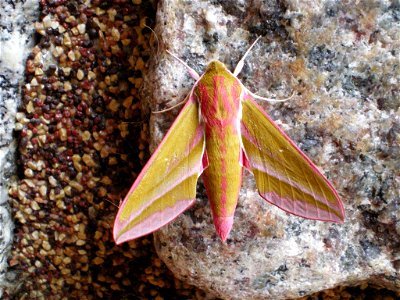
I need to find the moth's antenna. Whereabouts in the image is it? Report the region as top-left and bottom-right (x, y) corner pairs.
(152, 51), (199, 114)
(233, 36), (262, 76)
(166, 50), (200, 80)
(236, 36), (294, 103)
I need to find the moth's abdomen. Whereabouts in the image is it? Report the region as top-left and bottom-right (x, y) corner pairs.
(202, 122), (242, 241)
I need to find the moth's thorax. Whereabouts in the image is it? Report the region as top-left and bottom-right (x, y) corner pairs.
(195, 60), (243, 127)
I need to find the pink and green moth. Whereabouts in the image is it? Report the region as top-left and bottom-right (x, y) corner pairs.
(113, 37), (345, 244)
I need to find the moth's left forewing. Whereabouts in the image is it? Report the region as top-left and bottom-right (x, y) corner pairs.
(114, 95), (206, 244)
(240, 92), (345, 222)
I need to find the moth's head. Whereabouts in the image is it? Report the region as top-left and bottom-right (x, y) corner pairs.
(205, 60), (230, 73)
(198, 60), (237, 89)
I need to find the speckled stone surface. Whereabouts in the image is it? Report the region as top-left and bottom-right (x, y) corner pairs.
(0, 0), (39, 296)
(145, 1), (400, 299)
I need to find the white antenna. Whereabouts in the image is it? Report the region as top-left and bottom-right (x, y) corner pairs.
(233, 36), (262, 76)
(166, 50), (200, 80)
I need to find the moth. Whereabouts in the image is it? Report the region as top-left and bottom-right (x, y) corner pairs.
(114, 37), (345, 244)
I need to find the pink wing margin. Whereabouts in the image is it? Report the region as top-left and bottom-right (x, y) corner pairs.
(240, 92), (345, 222)
(114, 94), (207, 244)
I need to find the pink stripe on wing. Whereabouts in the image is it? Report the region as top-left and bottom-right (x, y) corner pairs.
(114, 198), (196, 244)
(262, 191), (342, 222)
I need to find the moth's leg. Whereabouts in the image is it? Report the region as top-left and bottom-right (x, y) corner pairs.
(152, 93), (192, 114)
(246, 89), (295, 103)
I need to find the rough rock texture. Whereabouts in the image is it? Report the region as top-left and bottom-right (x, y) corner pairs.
(144, 1), (400, 299)
(0, 0), (39, 297)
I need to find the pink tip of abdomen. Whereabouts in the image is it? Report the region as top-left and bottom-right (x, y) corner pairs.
(213, 215), (234, 242)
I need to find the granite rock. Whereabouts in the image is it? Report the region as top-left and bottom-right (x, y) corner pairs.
(141, 0), (400, 299)
(0, 0), (39, 297)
